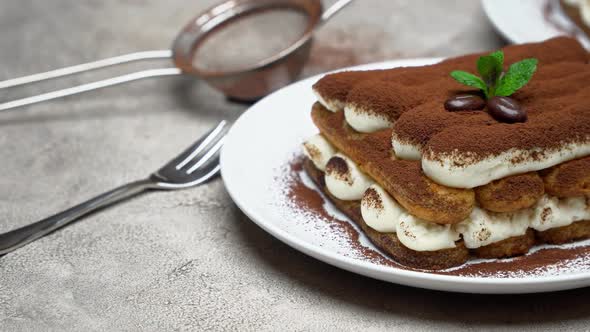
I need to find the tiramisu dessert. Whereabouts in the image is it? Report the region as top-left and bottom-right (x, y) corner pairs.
(301, 36), (590, 270)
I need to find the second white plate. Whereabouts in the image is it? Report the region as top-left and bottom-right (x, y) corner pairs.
(482, 0), (590, 49)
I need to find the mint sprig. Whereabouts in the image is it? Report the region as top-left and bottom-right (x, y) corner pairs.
(450, 50), (538, 99)
(495, 58), (538, 96)
(450, 71), (487, 92)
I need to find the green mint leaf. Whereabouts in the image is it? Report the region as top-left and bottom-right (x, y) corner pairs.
(489, 50), (504, 67)
(495, 58), (538, 97)
(477, 50), (504, 88)
(450, 70), (488, 96)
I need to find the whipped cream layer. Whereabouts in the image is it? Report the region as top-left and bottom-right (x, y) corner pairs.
(360, 183), (590, 250)
(314, 146), (462, 251)
(391, 137), (422, 161)
(396, 215), (460, 251)
(303, 136), (590, 252)
(344, 104), (392, 133)
(361, 184), (401, 233)
(423, 142), (590, 189)
(313, 89), (342, 113)
(319, 151), (458, 251)
(531, 195), (590, 232)
(457, 208), (531, 249)
(302, 134), (337, 171)
(325, 153), (374, 201)
(358, 180), (528, 251)
(314, 89), (393, 134)
(360, 183), (459, 251)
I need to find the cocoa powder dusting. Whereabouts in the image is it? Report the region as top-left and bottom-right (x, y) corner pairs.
(363, 187), (383, 210)
(425, 107), (590, 162)
(312, 70), (383, 105)
(286, 158), (408, 270)
(282, 157), (590, 277)
(325, 157), (352, 184)
(314, 37), (590, 169)
(477, 173), (545, 204)
(543, 157), (590, 197)
(439, 246), (590, 277)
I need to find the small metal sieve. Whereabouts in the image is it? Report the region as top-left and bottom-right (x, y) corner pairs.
(0, 0), (352, 111)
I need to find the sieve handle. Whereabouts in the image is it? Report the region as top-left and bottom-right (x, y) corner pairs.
(320, 0), (354, 26)
(0, 68), (182, 112)
(0, 50), (173, 89)
(0, 50), (181, 112)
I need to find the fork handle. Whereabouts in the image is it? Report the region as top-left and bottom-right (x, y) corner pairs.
(0, 179), (154, 256)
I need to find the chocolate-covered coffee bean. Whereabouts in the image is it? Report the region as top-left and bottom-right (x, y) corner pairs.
(487, 96), (527, 123)
(444, 94), (486, 112)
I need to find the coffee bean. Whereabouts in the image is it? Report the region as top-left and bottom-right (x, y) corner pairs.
(487, 96), (527, 123)
(444, 94), (486, 112)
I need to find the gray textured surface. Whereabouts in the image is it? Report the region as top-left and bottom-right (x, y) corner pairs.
(1, 1), (589, 331)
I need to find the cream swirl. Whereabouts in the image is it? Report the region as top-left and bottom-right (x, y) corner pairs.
(456, 208), (531, 249)
(360, 184), (402, 233)
(325, 154), (374, 201)
(344, 104), (392, 133)
(302, 134), (337, 171)
(313, 89), (343, 112)
(396, 214), (459, 251)
(530, 195), (590, 232)
(422, 142), (590, 188)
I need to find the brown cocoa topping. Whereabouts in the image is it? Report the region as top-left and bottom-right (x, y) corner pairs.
(392, 63), (590, 150)
(325, 156), (352, 184)
(425, 106), (590, 162)
(303, 142), (321, 161)
(313, 36), (588, 117)
(362, 187), (383, 210)
(287, 158), (407, 269)
(316, 37), (590, 169)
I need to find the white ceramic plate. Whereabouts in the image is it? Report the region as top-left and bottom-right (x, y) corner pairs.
(220, 58), (590, 294)
(482, 0), (590, 49)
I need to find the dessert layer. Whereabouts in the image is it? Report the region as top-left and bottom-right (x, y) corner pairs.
(307, 103), (590, 225)
(343, 61), (589, 136)
(391, 63), (590, 160)
(303, 158), (470, 270)
(474, 173), (545, 213)
(303, 157), (590, 269)
(313, 37), (588, 117)
(312, 37), (590, 189)
(310, 102), (475, 224)
(542, 157), (590, 197)
(303, 136), (590, 251)
(421, 107), (590, 188)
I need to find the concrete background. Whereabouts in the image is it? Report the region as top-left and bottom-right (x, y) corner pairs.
(1, 0), (589, 331)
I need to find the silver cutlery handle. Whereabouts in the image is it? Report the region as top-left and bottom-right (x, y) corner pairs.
(0, 68), (182, 112)
(0, 49), (180, 112)
(0, 179), (153, 255)
(0, 50), (173, 89)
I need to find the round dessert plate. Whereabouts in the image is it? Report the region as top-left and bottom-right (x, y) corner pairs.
(482, 0), (590, 49)
(220, 58), (590, 294)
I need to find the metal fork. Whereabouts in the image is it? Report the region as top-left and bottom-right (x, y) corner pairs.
(0, 121), (229, 256)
